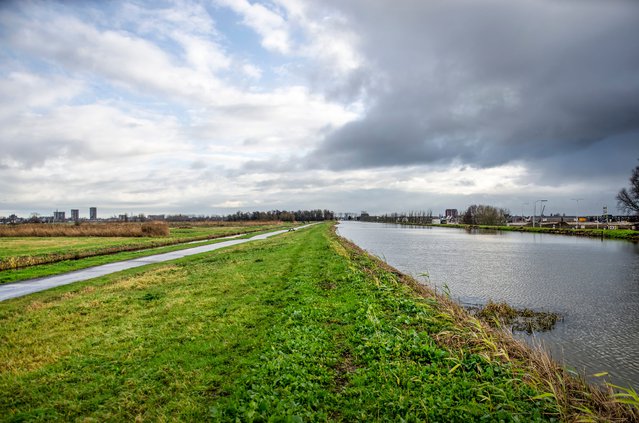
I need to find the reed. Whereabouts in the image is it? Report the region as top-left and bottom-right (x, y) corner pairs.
(0, 222), (169, 237)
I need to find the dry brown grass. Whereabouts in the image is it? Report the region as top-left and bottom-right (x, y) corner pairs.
(0, 222), (169, 237)
(335, 228), (639, 422)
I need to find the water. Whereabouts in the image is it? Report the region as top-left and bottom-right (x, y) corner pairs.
(337, 221), (639, 389)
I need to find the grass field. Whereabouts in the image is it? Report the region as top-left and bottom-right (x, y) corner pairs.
(0, 227), (283, 285)
(1, 222), (634, 421)
(0, 222), (292, 274)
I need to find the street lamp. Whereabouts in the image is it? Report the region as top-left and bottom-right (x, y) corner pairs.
(572, 198), (583, 229)
(533, 199), (547, 228)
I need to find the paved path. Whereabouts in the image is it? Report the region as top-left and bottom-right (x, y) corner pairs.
(0, 224), (316, 302)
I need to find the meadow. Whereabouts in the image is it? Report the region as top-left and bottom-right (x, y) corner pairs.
(1, 222), (635, 421)
(0, 222), (292, 278)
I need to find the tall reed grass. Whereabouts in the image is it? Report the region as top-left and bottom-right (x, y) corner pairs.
(0, 222), (169, 237)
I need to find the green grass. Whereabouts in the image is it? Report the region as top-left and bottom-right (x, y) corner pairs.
(0, 224), (287, 259)
(0, 222), (565, 421)
(0, 228), (283, 285)
(0, 223), (293, 276)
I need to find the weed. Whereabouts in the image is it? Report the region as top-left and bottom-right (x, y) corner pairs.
(471, 300), (562, 333)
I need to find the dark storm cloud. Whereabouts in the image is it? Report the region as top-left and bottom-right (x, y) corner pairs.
(307, 0), (639, 175)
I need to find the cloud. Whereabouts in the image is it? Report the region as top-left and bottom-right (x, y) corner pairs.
(0, 101), (181, 167)
(216, 0), (292, 54)
(305, 0), (639, 177)
(1, 0), (637, 217)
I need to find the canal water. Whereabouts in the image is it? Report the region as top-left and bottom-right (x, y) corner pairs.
(337, 221), (639, 389)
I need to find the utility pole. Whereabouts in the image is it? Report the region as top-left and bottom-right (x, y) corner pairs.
(572, 198), (583, 229)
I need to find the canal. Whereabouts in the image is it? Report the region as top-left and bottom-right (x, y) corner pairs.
(337, 221), (639, 389)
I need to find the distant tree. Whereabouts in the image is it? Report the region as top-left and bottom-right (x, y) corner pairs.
(617, 162), (639, 215)
(462, 204), (508, 226)
(462, 206), (475, 225)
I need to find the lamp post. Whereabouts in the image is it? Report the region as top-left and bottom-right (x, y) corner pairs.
(572, 198), (583, 229)
(533, 199), (547, 228)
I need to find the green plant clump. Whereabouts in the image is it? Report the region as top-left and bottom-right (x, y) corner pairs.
(473, 301), (561, 334)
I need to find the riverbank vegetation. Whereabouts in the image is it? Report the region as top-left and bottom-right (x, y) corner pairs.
(375, 220), (639, 242)
(455, 224), (639, 242)
(1, 223), (636, 421)
(469, 300), (561, 334)
(0, 222), (292, 274)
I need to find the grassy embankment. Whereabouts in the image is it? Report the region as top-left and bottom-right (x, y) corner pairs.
(397, 222), (639, 242)
(471, 224), (638, 241)
(1, 222), (636, 421)
(0, 222), (293, 284)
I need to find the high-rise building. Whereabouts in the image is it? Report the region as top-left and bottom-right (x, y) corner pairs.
(53, 210), (65, 222)
(89, 207), (97, 220)
(445, 209), (459, 219)
(71, 209), (79, 221)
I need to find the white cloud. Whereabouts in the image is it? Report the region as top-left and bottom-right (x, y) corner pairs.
(216, 0), (292, 53)
(0, 102), (180, 167)
(0, 72), (85, 111)
(242, 63), (262, 79)
(3, 9), (229, 103)
(190, 86), (359, 155)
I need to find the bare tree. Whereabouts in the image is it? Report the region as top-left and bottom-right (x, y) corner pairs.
(616, 162), (639, 215)
(463, 204), (508, 226)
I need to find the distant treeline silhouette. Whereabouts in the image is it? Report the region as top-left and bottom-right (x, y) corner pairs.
(224, 209), (334, 222)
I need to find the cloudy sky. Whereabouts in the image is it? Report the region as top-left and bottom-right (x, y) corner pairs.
(1, 0), (638, 218)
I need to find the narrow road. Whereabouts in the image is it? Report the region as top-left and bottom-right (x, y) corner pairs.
(0, 224), (316, 302)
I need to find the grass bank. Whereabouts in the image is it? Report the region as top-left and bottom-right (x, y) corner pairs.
(394, 222), (639, 242)
(0, 223), (635, 421)
(473, 224), (638, 242)
(0, 222), (292, 273)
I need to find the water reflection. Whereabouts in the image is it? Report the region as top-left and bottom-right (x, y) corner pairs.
(337, 221), (639, 389)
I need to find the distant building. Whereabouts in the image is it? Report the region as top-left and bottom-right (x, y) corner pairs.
(89, 207), (97, 220)
(445, 209), (458, 219)
(53, 211), (65, 222)
(71, 209), (79, 221)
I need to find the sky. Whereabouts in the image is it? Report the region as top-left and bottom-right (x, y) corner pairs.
(1, 0), (638, 218)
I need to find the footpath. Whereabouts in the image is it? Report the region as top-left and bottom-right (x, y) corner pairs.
(0, 224), (316, 302)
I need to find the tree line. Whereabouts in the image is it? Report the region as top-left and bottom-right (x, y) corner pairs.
(224, 209), (334, 222)
(360, 210), (434, 224)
